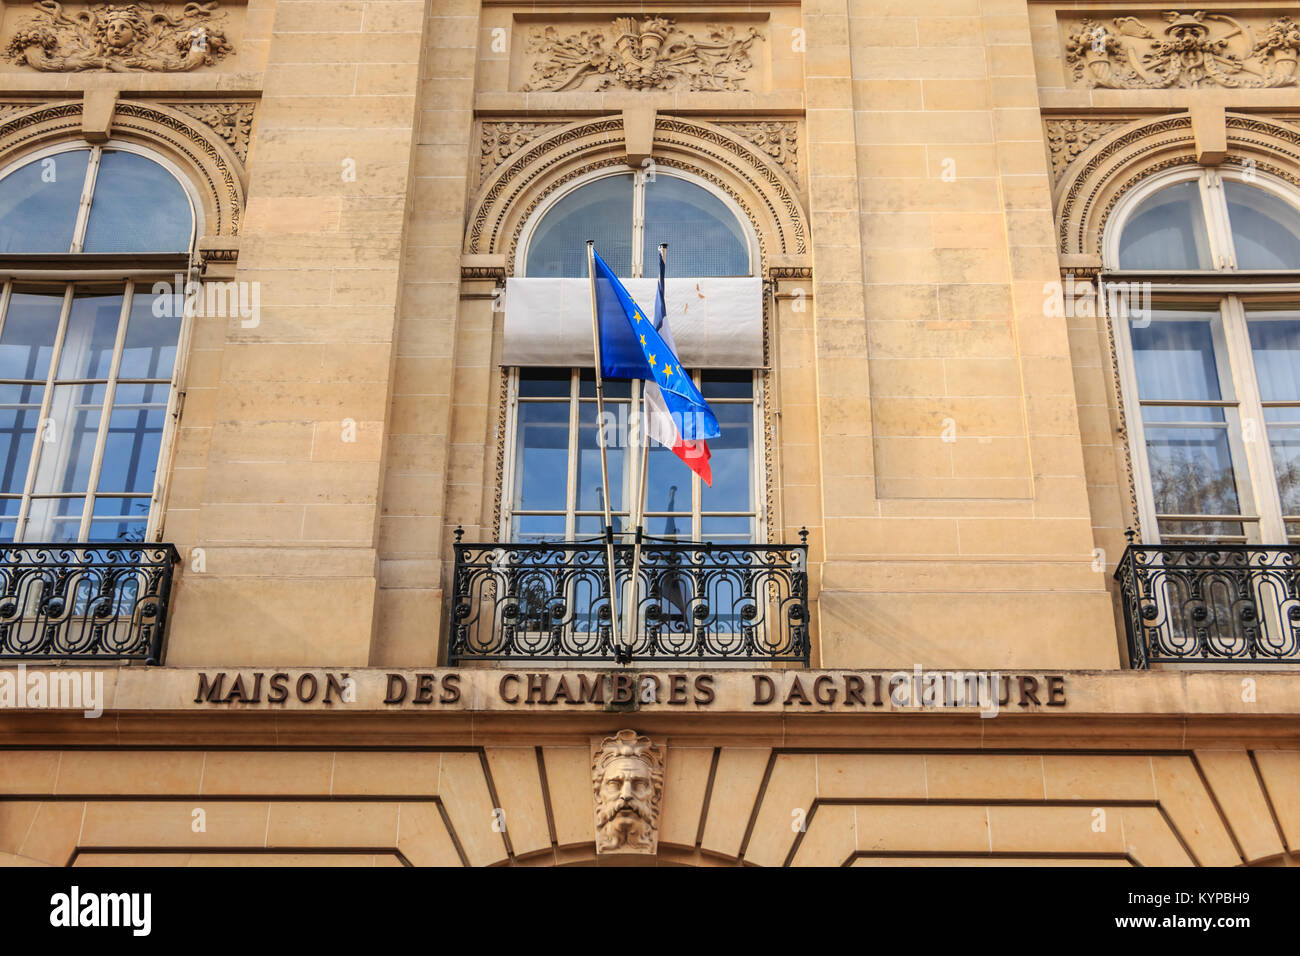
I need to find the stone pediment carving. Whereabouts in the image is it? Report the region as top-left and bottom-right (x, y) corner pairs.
(5, 0), (232, 72)
(1063, 11), (1300, 89)
(592, 729), (664, 855)
(522, 16), (764, 93)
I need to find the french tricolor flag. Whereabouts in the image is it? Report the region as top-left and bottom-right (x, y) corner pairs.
(591, 246), (718, 485)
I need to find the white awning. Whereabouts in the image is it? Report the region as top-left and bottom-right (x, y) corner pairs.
(503, 277), (763, 368)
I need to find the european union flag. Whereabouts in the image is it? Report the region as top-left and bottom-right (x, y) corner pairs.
(590, 247), (720, 442)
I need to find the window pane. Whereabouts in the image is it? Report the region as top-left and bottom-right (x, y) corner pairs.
(700, 369), (753, 399)
(578, 368), (631, 399)
(1263, 409), (1300, 519)
(1142, 423), (1241, 518)
(83, 151), (192, 253)
(511, 513), (566, 543)
(57, 292), (122, 380)
(518, 368), (570, 398)
(0, 497), (17, 541)
(29, 383), (103, 495)
(644, 442), (690, 517)
(0, 384), (42, 496)
(643, 513), (689, 539)
(1118, 181), (1212, 270)
(24, 497), (82, 543)
(0, 290), (63, 380)
(643, 176), (750, 277)
(701, 514), (754, 543)
(576, 514), (628, 537)
(1130, 316), (1223, 401)
(700, 402), (753, 512)
(577, 402), (623, 511)
(525, 174), (634, 277)
(87, 497), (150, 542)
(0, 150), (89, 253)
(96, 383), (167, 495)
(118, 288), (182, 379)
(1248, 314), (1300, 401)
(512, 402), (569, 512)
(1224, 182), (1300, 270)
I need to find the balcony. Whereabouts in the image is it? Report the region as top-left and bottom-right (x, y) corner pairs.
(447, 529), (810, 664)
(1115, 542), (1300, 667)
(0, 544), (180, 663)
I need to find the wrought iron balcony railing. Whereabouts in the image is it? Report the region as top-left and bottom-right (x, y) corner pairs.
(0, 544), (180, 663)
(1115, 542), (1300, 667)
(448, 529), (810, 664)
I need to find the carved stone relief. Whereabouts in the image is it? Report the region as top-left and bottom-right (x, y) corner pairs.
(4, 0), (233, 72)
(479, 120), (562, 184)
(1063, 11), (1300, 89)
(171, 101), (254, 163)
(720, 120), (798, 180)
(592, 729), (664, 855)
(521, 16), (764, 93)
(1045, 118), (1126, 184)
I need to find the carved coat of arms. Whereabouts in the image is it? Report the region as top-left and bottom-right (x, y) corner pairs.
(6, 0), (232, 72)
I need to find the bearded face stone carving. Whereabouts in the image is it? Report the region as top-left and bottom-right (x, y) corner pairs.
(592, 729), (664, 854)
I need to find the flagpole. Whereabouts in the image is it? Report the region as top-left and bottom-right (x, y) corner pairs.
(586, 240), (622, 658)
(626, 243), (666, 650)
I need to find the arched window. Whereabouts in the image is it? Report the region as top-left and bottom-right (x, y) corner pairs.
(522, 171), (754, 278)
(506, 170), (762, 543)
(1108, 168), (1300, 544)
(0, 143), (197, 543)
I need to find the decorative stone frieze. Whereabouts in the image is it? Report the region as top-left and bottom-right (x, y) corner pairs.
(1063, 11), (1300, 89)
(521, 16), (764, 93)
(4, 0), (233, 72)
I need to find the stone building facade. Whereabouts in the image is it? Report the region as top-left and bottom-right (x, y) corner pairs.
(0, 0), (1299, 866)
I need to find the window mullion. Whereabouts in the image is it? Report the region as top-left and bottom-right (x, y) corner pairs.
(1224, 294), (1288, 542)
(1199, 168), (1236, 271)
(566, 369), (578, 538)
(632, 172), (646, 279)
(14, 285), (75, 541)
(69, 146), (102, 254)
(77, 281), (133, 540)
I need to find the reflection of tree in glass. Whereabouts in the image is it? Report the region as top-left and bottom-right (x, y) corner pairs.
(1149, 450), (1239, 536)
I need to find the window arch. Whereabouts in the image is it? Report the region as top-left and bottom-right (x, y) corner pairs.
(520, 169), (756, 278)
(0, 143), (197, 254)
(1107, 167), (1300, 545)
(1110, 168), (1300, 272)
(0, 141), (198, 543)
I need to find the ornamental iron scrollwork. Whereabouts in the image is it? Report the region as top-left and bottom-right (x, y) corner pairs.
(0, 543), (180, 663)
(447, 528), (809, 664)
(1115, 541), (1300, 666)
